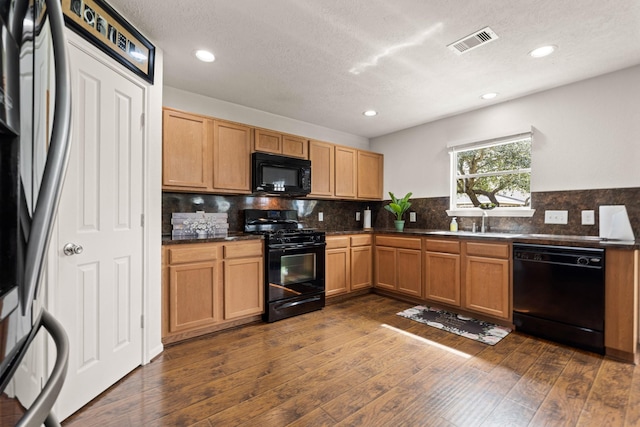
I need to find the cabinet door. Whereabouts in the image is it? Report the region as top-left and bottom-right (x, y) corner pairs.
(375, 246), (396, 290)
(397, 249), (422, 297)
(282, 134), (308, 159)
(254, 128), (282, 154)
(223, 257), (264, 319)
(168, 261), (219, 333)
(351, 246), (372, 290)
(162, 109), (211, 190)
(335, 146), (357, 198)
(309, 140), (335, 197)
(326, 248), (350, 296)
(357, 150), (383, 200)
(464, 256), (510, 319)
(213, 120), (252, 193)
(425, 251), (461, 306)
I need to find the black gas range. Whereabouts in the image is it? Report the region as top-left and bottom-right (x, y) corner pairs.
(244, 210), (326, 322)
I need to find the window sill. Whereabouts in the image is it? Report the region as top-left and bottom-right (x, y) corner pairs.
(446, 208), (535, 218)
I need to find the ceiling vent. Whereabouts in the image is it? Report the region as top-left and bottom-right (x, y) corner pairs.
(447, 27), (499, 55)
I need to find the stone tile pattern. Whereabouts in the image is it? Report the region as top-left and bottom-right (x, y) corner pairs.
(163, 187), (639, 237)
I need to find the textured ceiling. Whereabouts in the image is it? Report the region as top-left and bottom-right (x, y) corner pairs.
(106, 0), (640, 138)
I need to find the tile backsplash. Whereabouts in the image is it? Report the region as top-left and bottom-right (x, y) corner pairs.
(163, 187), (639, 238)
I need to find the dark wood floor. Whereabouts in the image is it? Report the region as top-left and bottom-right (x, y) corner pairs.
(62, 294), (640, 427)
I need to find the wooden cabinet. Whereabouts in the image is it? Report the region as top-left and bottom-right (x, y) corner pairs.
(335, 146), (357, 198)
(326, 236), (350, 296)
(212, 120), (252, 193)
(163, 239), (264, 344)
(223, 241), (264, 319)
(425, 239), (461, 307)
(374, 235), (422, 298)
(162, 109), (211, 190)
(325, 234), (373, 297)
(254, 128), (308, 159)
(166, 244), (221, 335)
(350, 235), (373, 290)
(357, 150), (383, 200)
(604, 248), (639, 363)
(462, 241), (510, 319)
(308, 140), (335, 198)
(162, 108), (251, 194)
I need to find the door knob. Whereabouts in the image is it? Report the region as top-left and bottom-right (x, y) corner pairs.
(63, 243), (83, 256)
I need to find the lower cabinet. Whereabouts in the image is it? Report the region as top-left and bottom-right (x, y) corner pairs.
(463, 241), (510, 319)
(325, 234), (373, 298)
(374, 235), (422, 298)
(223, 241), (264, 319)
(424, 239), (461, 307)
(163, 240), (264, 343)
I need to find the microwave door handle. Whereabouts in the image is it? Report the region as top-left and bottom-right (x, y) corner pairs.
(21, 0), (72, 313)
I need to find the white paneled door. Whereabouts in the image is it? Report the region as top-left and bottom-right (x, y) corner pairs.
(54, 41), (144, 419)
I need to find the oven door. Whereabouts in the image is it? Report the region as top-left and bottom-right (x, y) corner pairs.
(267, 243), (325, 303)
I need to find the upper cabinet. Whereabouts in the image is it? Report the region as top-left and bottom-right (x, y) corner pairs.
(310, 141), (383, 200)
(309, 140), (335, 198)
(162, 107), (383, 199)
(162, 109), (212, 190)
(357, 150), (383, 200)
(335, 146), (357, 199)
(212, 120), (252, 193)
(254, 128), (308, 159)
(162, 108), (251, 194)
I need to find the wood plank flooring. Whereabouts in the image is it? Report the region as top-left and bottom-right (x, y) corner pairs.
(62, 294), (640, 427)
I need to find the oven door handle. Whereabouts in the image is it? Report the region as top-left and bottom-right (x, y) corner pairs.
(271, 243), (326, 250)
(278, 296), (322, 309)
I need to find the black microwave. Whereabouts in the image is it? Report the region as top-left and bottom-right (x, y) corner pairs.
(252, 152), (311, 196)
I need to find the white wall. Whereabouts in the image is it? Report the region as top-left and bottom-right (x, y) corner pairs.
(371, 65), (640, 198)
(163, 86), (370, 150)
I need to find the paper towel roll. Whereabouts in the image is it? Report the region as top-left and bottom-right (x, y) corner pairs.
(363, 209), (371, 229)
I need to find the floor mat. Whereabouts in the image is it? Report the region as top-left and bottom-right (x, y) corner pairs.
(397, 305), (511, 345)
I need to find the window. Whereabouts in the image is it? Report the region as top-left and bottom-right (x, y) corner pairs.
(450, 133), (531, 212)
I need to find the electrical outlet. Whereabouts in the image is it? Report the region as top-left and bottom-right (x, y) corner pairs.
(544, 210), (568, 224)
(318, 212), (323, 222)
(356, 212), (361, 221)
(409, 212), (416, 222)
(582, 210), (595, 225)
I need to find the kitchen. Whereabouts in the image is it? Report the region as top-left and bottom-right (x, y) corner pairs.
(3, 0), (640, 425)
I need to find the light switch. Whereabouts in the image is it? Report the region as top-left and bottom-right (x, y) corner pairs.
(356, 212), (361, 221)
(544, 210), (568, 224)
(318, 212), (323, 222)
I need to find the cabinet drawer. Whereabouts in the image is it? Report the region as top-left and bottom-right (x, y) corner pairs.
(376, 235), (422, 250)
(350, 235), (372, 246)
(465, 241), (509, 259)
(326, 236), (350, 249)
(425, 239), (460, 254)
(169, 244), (219, 264)
(224, 241), (263, 259)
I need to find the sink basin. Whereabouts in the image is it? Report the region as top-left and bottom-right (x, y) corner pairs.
(429, 230), (523, 238)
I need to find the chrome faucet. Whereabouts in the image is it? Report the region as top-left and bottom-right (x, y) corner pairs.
(481, 211), (488, 233)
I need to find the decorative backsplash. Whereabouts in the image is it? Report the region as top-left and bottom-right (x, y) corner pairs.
(163, 187), (639, 238)
(171, 212), (229, 239)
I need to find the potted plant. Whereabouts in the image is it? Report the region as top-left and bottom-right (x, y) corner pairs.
(384, 192), (412, 231)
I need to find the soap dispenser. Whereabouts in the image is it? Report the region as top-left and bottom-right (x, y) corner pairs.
(450, 217), (458, 232)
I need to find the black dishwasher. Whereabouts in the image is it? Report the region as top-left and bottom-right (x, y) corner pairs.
(513, 243), (605, 354)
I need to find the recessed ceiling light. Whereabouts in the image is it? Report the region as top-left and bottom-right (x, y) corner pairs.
(529, 45), (557, 58)
(480, 92), (498, 100)
(363, 110), (378, 117)
(195, 50), (216, 63)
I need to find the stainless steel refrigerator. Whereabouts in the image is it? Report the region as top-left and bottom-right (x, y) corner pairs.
(0, 0), (71, 424)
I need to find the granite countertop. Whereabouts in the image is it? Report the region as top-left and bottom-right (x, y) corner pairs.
(163, 229), (638, 249)
(368, 228), (640, 249)
(162, 233), (263, 245)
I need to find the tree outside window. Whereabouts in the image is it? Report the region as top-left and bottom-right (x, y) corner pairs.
(452, 136), (531, 209)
